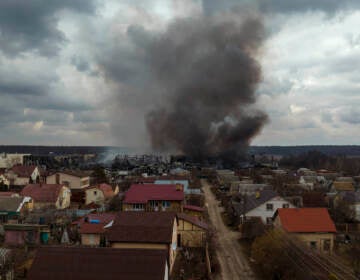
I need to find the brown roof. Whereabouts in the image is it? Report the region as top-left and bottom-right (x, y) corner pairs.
(333, 181), (355, 191)
(20, 184), (64, 203)
(0, 197), (25, 212)
(107, 212), (176, 244)
(177, 213), (208, 230)
(49, 170), (89, 178)
(10, 165), (37, 177)
(27, 247), (167, 280)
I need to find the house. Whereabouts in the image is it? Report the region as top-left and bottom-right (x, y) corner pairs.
(3, 224), (49, 246)
(3, 165), (40, 186)
(72, 213), (116, 246)
(122, 184), (184, 212)
(236, 183), (272, 195)
(155, 179), (201, 195)
(177, 213), (208, 247)
(27, 247), (169, 280)
(299, 176), (326, 190)
(21, 184), (71, 209)
(331, 181), (355, 192)
(274, 208), (336, 254)
(0, 196), (33, 223)
(183, 204), (205, 218)
(83, 183), (115, 205)
(337, 191), (360, 221)
(0, 248), (14, 280)
(107, 211), (178, 272)
(84, 186), (105, 205)
(231, 190), (296, 225)
(302, 191), (328, 208)
(0, 153), (29, 169)
(46, 171), (90, 190)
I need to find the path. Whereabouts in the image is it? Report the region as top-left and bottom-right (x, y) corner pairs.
(202, 179), (258, 280)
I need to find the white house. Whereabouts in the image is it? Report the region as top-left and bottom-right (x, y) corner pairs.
(232, 189), (296, 225)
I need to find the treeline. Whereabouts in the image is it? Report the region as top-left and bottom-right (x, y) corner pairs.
(250, 145), (360, 157)
(280, 151), (360, 175)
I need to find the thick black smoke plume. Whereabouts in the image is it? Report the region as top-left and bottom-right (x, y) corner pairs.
(145, 13), (268, 160)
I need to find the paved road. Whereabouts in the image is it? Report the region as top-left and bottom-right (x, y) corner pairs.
(202, 179), (258, 280)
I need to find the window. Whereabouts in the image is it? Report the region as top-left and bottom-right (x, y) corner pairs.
(266, 203), (273, 211)
(133, 203), (144, 210)
(93, 191), (97, 195)
(323, 239), (331, 251)
(266, 217), (273, 225)
(162, 201), (171, 208)
(282, 203), (289, 208)
(310, 241), (317, 250)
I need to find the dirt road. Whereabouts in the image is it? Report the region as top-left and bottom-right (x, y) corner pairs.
(202, 179), (258, 280)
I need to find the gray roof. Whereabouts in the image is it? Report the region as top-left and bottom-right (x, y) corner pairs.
(339, 191), (360, 203)
(0, 197), (25, 212)
(232, 190), (278, 215)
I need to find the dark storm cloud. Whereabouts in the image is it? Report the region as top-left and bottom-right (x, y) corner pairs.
(0, 0), (96, 57)
(202, 0), (360, 15)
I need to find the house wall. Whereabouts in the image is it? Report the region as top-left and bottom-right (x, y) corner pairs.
(293, 233), (335, 253)
(274, 216), (335, 253)
(111, 242), (167, 250)
(4, 230), (40, 245)
(46, 173), (89, 189)
(245, 196), (296, 224)
(33, 202), (54, 210)
(13, 176), (30, 186)
(81, 233), (101, 246)
(122, 201), (182, 212)
(177, 219), (206, 247)
(55, 186), (71, 209)
(85, 188), (105, 205)
(169, 218), (178, 272)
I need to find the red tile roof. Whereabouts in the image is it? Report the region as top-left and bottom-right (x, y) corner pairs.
(277, 208), (336, 233)
(184, 205), (205, 212)
(27, 247), (168, 280)
(20, 184), (64, 203)
(107, 212), (176, 244)
(79, 223), (106, 234)
(10, 165), (37, 177)
(124, 184), (184, 204)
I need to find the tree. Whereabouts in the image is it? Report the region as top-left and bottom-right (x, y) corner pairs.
(91, 166), (108, 184)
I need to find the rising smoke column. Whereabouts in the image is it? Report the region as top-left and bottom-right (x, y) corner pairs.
(145, 13), (268, 160)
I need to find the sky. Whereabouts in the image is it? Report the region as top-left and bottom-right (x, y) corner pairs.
(0, 0), (359, 147)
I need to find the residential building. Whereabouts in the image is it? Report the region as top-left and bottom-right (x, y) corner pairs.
(274, 208), (336, 254)
(27, 247), (169, 280)
(2, 165), (40, 186)
(122, 184), (184, 212)
(3, 224), (49, 246)
(21, 184), (71, 209)
(0, 153), (29, 169)
(331, 181), (355, 192)
(0, 196), (33, 223)
(231, 190), (296, 225)
(72, 213), (116, 246)
(183, 204), (205, 218)
(107, 211), (178, 272)
(46, 171), (90, 190)
(337, 191), (360, 221)
(177, 213), (208, 247)
(155, 179), (200, 195)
